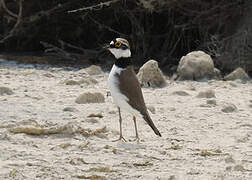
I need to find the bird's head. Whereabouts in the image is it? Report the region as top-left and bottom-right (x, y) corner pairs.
(105, 38), (131, 59)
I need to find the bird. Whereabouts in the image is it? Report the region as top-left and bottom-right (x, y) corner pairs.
(106, 38), (161, 141)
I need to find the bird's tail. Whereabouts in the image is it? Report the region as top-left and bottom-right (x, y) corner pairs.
(142, 112), (161, 137)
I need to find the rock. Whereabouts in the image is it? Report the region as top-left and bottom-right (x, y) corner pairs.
(196, 89), (215, 98)
(137, 60), (166, 88)
(221, 103), (237, 113)
(201, 99), (217, 107)
(79, 77), (98, 85)
(63, 107), (78, 112)
(224, 67), (250, 81)
(0, 87), (14, 95)
(206, 99), (217, 105)
(84, 65), (102, 75)
(172, 91), (190, 96)
(75, 92), (105, 104)
(177, 51), (215, 80)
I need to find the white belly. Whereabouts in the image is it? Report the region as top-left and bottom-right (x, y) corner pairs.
(108, 65), (141, 117)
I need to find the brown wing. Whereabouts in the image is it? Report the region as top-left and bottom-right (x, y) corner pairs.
(117, 66), (161, 137)
(117, 66), (147, 114)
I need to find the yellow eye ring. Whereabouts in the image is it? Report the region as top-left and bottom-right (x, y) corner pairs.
(115, 41), (122, 47)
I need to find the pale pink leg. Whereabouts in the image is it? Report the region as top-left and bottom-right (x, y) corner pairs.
(113, 107), (126, 142)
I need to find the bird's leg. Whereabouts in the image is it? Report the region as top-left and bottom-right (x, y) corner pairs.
(133, 116), (140, 142)
(113, 107), (126, 142)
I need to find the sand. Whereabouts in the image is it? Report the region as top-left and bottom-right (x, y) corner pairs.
(0, 58), (252, 180)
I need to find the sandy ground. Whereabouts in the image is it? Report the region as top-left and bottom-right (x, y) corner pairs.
(0, 58), (252, 180)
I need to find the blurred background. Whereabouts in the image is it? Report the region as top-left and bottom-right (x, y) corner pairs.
(0, 0), (251, 75)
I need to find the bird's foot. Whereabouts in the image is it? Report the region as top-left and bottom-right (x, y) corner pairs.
(129, 136), (140, 142)
(112, 136), (127, 142)
(134, 137), (140, 142)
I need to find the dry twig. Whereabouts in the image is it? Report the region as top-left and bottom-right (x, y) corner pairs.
(89, 16), (127, 37)
(0, 0), (23, 43)
(68, 0), (120, 13)
(40, 40), (99, 62)
(0, 0), (18, 18)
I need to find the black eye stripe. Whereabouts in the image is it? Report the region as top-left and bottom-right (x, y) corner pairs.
(109, 43), (115, 48)
(121, 44), (127, 49)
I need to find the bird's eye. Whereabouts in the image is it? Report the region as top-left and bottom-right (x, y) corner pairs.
(114, 41), (122, 48)
(121, 44), (127, 50)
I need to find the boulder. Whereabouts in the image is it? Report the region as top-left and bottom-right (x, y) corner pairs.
(75, 92), (105, 104)
(221, 103), (237, 113)
(196, 89), (215, 98)
(78, 77), (98, 85)
(84, 65), (102, 75)
(224, 67), (250, 81)
(137, 60), (166, 88)
(177, 51), (215, 80)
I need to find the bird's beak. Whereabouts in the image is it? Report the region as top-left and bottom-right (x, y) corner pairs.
(103, 44), (110, 49)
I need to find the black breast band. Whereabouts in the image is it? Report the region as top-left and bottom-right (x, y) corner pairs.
(114, 57), (132, 68)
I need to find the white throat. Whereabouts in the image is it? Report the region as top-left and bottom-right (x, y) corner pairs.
(108, 48), (131, 59)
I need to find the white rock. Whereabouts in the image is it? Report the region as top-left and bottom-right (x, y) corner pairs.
(63, 107), (78, 112)
(224, 67), (249, 81)
(196, 89), (215, 98)
(75, 92), (105, 104)
(206, 99), (217, 105)
(221, 103), (237, 113)
(177, 51), (215, 80)
(137, 60), (166, 88)
(84, 65), (102, 75)
(79, 77), (98, 85)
